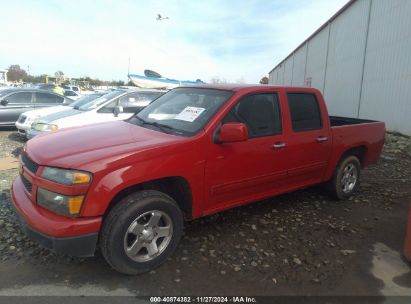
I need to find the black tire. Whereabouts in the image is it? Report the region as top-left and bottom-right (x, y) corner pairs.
(100, 190), (183, 275)
(329, 155), (361, 200)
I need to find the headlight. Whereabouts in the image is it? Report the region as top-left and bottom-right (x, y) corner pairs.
(32, 123), (58, 132)
(41, 167), (92, 185)
(37, 188), (84, 217)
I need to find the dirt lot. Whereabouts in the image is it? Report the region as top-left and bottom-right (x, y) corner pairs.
(0, 129), (411, 299)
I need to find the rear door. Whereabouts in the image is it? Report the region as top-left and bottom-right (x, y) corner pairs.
(0, 91), (34, 125)
(284, 92), (332, 186)
(204, 92), (289, 212)
(34, 92), (62, 108)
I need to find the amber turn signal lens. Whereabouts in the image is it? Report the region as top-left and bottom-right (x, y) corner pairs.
(49, 125), (58, 132)
(68, 196), (85, 215)
(72, 172), (91, 184)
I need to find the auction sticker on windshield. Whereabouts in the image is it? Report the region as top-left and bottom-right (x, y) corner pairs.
(175, 106), (205, 122)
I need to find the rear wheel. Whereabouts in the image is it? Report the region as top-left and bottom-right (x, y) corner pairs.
(100, 190), (183, 275)
(329, 155), (361, 200)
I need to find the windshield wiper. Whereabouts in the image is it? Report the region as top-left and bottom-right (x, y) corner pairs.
(135, 116), (174, 134)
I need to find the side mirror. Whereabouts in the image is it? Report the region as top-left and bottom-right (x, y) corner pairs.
(113, 105), (123, 117)
(0, 99), (9, 106)
(218, 122), (248, 143)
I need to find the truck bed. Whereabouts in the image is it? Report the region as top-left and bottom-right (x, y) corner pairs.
(327, 116), (385, 172)
(330, 116), (378, 127)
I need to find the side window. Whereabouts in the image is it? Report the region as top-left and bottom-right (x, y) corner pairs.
(64, 91), (77, 97)
(7, 92), (32, 104)
(35, 93), (57, 104)
(222, 93), (281, 138)
(56, 96), (64, 104)
(287, 93), (322, 132)
(98, 98), (119, 113)
(119, 92), (162, 113)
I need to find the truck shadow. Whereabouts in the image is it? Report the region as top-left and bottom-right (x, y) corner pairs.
(0, 185), (393, 298)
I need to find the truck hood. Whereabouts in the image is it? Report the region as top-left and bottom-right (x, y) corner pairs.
(26, 121), (185, 169)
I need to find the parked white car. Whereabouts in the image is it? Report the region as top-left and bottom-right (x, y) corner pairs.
(27, 89), (165, 139)
(15, 93), (104, 136)
(62, 85), (81, 93)
(64, 90), (82, 100)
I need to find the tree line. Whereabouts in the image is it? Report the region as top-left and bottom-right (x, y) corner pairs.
(5, 64), (129, 86)
(6, 64), (270, 86)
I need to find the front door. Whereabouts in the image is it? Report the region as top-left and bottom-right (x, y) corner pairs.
(204, 92), (288, 213)
(0, 91), (34, 125)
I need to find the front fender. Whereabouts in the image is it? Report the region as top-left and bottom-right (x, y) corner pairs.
(80, 145), (206, 217)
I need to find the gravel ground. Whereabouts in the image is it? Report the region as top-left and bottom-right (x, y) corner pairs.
(0, 130), (410, 296)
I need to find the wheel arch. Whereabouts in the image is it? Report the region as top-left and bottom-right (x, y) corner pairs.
(104, 176), (193, 221)
(339, 145), (368, 168)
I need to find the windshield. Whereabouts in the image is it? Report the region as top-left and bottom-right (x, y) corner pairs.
(65, 93), (103, 107)
(77, 90), (124, 111)
(132, 88), (233, 136)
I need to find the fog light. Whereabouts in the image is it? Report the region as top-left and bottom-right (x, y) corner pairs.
(37, 188), (84, 217)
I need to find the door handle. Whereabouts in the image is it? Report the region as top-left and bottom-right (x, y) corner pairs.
(273, 142), (287, 149)
(316, 136), (328, 143)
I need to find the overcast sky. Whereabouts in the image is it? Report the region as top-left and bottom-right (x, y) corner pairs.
(1, 0), (348, 83)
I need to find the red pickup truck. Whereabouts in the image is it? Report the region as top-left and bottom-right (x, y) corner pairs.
(11, 85), (385, 274)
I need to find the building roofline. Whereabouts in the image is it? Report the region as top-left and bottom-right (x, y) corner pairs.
(269, 0), (356, 74)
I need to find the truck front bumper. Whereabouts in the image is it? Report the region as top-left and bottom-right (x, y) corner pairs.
(11, 176), (102, 257)
(404, 203), (411, 261)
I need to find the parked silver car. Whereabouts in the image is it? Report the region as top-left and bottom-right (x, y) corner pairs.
(0, 89), (71, 127)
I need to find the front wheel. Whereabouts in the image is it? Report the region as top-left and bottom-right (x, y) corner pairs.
(100, 190), (183, 275)
(329, 155), (361, 200)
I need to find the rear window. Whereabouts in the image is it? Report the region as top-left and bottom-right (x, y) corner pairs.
(65, 91), (77, 96)
(35, 92), (57, 104)
(287, 93), (322, 132)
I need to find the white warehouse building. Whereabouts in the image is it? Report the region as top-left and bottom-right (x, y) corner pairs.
(268, 0), (411, 135)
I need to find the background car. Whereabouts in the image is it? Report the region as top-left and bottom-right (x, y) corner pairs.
(36, 84), (65, 95)
(64, 90), (81, 100)
(62, 85), (80, 93)
(28, 89), (166, 138)
(0, 89), (71, 127)
(15, 93), (104, 136)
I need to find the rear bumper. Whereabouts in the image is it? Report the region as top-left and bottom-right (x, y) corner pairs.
(11, 176), (102, 257)
(404, 204), (411, 261)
